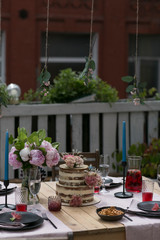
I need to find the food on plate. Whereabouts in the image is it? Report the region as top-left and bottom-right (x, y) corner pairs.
(99, 207), (123, 216)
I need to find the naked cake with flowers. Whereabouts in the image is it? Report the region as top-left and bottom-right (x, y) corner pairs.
(56, 153), (102, 206)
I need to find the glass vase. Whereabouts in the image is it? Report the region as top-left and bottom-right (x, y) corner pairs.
(22, 167), (40, 205)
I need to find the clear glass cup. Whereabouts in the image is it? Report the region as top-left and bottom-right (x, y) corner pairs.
(99, 154), (111, 194)
(15, 187), (28, 212)
(48, 195), (61, 211)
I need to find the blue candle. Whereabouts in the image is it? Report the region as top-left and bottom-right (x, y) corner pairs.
(4, 130), (9, 180)
(122, 121), (126, 162)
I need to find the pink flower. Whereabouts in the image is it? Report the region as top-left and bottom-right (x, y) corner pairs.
(46, 148), (60, 167)
(63, 155), (84, 168)
(69, 195), (82, 207)
(152, 203), (160, 211)
(133, 98), (140, 106)
(63, 154), (74, 160)
(85, 171), (102, 187)
(29, 150), (45, 166)
(64, 156), (76, 168)
(9, 147), (22, 169)
(10, 212), (21, 221)
(40, 140), (53, 151)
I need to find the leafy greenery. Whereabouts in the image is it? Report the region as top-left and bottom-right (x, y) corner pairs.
(23, 68), (119, 104)
(95, 79), (119, 105)
(0, 83), (10, 107)
(122, 75), (147, 104)
(41, 68), (97, 103)
(79, 57), (96, 86)
(37, 68), (51, 86)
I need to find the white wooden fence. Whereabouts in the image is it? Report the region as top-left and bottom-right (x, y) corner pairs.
(0, 101), (159, 179)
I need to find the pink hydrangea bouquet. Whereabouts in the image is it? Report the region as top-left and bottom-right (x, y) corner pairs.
(62, 154), (84, 168)
(9, 128), (60, 170)
(85, 171), (102, 187)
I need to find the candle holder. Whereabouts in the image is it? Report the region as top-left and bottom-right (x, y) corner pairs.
(0, 180), (16, 210)
(114, 162), (133, 198)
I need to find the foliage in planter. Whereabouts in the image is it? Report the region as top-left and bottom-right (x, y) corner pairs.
(95, 80), (119, 104)
(0, 83), (10, 107)
(112, 139), (160, 178)
(41, 68), (97, 103)
(22, 68), (119, 104)
(23, 89), (42, 103)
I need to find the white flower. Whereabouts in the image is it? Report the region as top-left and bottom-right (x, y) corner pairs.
(19, 147), (30, 162)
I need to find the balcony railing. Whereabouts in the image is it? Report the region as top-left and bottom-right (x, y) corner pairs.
(0, 101), (159, 179)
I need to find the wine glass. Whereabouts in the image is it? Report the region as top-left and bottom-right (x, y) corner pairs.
(99, 154), (112, 194)
(29, 167), (41, 213)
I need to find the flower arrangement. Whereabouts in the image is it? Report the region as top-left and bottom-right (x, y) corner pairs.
(62, 153), (84, 168)
(9, 128), (60, 171)
(85, 170), (102, 187)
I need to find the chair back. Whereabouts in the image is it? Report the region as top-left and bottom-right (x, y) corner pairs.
(52, 150), (100, 181)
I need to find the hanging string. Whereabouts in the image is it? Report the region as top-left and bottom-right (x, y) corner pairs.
(44, 0), (50, 70)
(135, 0), (139, 83)
(89, 0), (94, 60)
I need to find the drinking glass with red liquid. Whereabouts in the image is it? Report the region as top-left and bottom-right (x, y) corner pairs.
(15, 187), (28, 212)
(125, 156), (142, 193)
(142, 180), (154, 202)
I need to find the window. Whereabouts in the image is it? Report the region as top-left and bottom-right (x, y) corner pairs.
(0, 32), (6, 83)
(40, 32), (98, 79)
(128, 34), (160, 91)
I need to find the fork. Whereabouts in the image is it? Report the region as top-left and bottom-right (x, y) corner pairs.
(42, 212), (57, 229)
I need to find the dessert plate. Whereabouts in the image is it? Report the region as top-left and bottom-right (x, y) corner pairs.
(137, 201), (160, 212)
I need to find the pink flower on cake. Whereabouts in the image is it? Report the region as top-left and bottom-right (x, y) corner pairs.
(85, 171), (102, 187)
(63, 154), (84, 168)
(69, 195), (82, 207)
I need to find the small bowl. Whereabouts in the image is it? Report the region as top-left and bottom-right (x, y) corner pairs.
(96, 206), (125, 221)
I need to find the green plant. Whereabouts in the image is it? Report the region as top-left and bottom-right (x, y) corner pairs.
(95, 79), (119, 105)
(41, 68), (97, 103)
(23, 89), (42, 103)
(0, 83), (10, 107)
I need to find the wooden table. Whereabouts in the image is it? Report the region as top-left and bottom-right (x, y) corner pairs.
(38, 180), (160, 240)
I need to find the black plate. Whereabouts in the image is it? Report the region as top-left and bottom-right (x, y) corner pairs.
(96, 206), (125, 221)
(0, 218), (44, 231)
(0, 187), (16, 196)
(0, 212), (41, 225)
(137, 201), (160, 212)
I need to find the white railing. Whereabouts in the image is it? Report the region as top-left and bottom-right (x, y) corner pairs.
(0, 101), (159, 179)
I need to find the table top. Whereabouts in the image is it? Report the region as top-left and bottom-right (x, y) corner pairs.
(38, 180), (159, 240)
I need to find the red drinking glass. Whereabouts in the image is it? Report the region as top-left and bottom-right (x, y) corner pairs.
(48, 196), (61, 211)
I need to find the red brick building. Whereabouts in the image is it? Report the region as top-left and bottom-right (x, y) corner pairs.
(1, 0), (160, 98)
